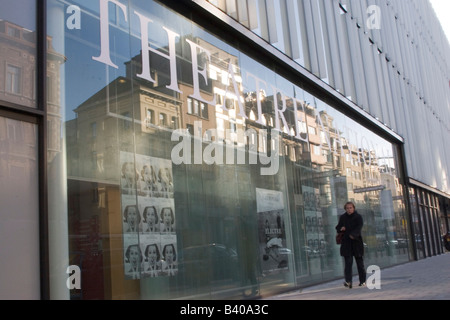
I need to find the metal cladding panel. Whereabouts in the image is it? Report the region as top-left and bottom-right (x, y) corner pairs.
(430, 112), (446, 191)
(256, 0), (270, 42)
(371, 44), (388, 124)
(225, 0), (237, 19)
(379, 53), (396, 130)
(359, 24), (382, 121)
(265, 0), (291, 56)
(390, 5), (405, 78)
(247, 0), (258, 30)
(440, 125), (450, 192)
(379, 2), (395, 64)
(302, 0), (320, 77)
(278, 0), (292, 58)
(407, 88), (426, 182)
(322, 0), (343, 92)
(236, 0), (249, 27)
(422, 102), (436, 183)
(369, 0), (383, 45)
(198, 0), (449, 194)
(333, 0), (356, 100)
(309, 0), (328, 82)
(294, 0), (311, 68)
(345, 15), (369, 110)
(349, 0), (364, 29)
(388, 60), (408, 149)
(417, 99), (432, 182)
(265, 0), (279, 45)
(286, 0), (303, 63)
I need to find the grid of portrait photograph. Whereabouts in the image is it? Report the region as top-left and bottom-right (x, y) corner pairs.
(120, 152), (177, 280)
(303, 186), (325, 258)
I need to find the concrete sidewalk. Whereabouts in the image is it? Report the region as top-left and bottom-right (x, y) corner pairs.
(263, 253), (450, 300)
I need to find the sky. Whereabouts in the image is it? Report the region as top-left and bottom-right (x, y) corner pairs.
(429, 0), (450, 43)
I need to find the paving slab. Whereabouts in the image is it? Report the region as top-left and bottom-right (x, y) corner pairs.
(262, 253), (450, 300)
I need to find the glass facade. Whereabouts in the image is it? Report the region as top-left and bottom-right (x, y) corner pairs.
(0, 0), (37, 108)
(42, 0), (410, 299)
(0, 116), (40, 299)
(0, 0), (40, 299)
(10, 0), (450, 300)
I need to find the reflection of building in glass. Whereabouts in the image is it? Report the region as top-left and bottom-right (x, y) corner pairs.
(0, 20), (65, 161)
(67, 75), (182, 181)
(0, 20), (37, 107)
(0, 21), (40, 176)
(125, 36), (218, 138)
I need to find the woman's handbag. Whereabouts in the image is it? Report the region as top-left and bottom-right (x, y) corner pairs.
(336, 232), (344, 244)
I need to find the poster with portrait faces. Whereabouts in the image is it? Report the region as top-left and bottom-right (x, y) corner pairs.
(256, 188), (289, 275)
(120, 152), (177, 280)
(123, 234), (142, 280)
(120, 152), (139, 196)
(303, 186), (324, 258)
(160, 234), (178, 276)
(140, 234), (162, 278)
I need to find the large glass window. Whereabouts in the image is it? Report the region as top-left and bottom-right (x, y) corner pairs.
(46, 0), (410, 299)
(0, 116), (40, 299)
(0, 0), (37, 108)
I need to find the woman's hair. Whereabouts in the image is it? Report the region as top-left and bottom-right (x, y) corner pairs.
(160, 207), (174, 223)
(143, 206), (158, 223)
(144, 244), (161, 262)
(141, 164), (156, 181)
(162, 243), (177, 261)
(344, 201), (356, 210)
(125, 244), (143, 263)
(123, 205), (141, 223)
(122, 162), (139, 180)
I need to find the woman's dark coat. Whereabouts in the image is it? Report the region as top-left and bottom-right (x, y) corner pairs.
(335, 211), (364, 257)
